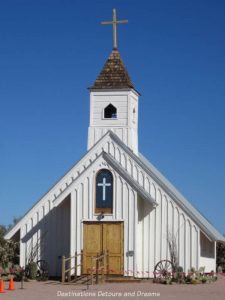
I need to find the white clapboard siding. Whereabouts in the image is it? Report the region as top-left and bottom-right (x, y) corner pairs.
(88, 90), (139, 154)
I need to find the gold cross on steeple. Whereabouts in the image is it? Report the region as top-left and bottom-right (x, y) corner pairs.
(101, 9), (128, 49)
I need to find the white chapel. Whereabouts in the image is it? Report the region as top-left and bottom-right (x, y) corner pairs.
(5, 10), (225, 278)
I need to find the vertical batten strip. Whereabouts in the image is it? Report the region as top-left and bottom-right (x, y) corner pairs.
(133, 190), (138, 277)
(147, 208), (150, 276)
(80, 184), (84, 254)
(130, 190), (135, 276)
(114, 173), (117, 220)
(197, 228), (200, 270)
(20, 225), (26, 267)
(157, 190), (162, 263)
(70, 190), (76, 274)
(117, 177), (122, 219)
(123, 184), (128, 274)
(89, 175), (92, 219)
(186, 220), (191, 272)
(127, 188), (131, 274)
(174, 207), (179, 265)
(76, 187), (81, 258)
(74, 189), (78, 254)
(179, 214), (185, 269)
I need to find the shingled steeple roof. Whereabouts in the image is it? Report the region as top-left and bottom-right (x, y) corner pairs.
(90, 48), (136, 91)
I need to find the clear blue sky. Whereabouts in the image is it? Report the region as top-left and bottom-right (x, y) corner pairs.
(0, 0), (224, 234)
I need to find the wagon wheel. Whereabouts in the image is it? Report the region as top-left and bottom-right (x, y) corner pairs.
(154, 260), (173, 279)
(37, 260), (49, 278)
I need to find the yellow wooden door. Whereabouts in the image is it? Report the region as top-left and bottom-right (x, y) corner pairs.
(103, 222), (124, 275)
(83, 223), (102, 274)
(83, 222), (123, 275)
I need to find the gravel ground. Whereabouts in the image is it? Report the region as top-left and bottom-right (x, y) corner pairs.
(1, 275), (225, 300)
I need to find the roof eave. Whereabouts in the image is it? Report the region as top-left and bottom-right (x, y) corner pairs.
(88, 86), (141, 96)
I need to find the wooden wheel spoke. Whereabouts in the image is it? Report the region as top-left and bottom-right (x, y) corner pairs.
(154, 260), (173, 279)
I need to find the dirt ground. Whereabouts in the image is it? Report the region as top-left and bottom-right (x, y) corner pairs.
(1, 275), (225, 300)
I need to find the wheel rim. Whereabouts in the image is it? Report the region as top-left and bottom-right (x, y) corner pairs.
(154, 260), (173, 279)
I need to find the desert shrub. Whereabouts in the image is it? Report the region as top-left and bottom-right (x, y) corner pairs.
(191, 278), (199, 284)
(202, 277), (207, 283)
(173, 265), (184, 281)
(26, 262), (38, 279)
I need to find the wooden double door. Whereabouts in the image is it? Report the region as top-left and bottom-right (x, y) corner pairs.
(83, 222), (124, 275)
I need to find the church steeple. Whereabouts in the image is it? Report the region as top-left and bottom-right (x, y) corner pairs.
(87, 10), (139, 154)
(90, 48), (135, 90)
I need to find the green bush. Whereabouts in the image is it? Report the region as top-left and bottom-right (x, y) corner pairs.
(0, 224), (19, 268)
(173, 265), (184, 280)
(202, 278), (207, 283)
(175, 266), (183, 272)
(26, 262), (38, 279)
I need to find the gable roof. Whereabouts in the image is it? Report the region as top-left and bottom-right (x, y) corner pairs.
(90, 48), (136, 91)
(5, 130), (225, 243)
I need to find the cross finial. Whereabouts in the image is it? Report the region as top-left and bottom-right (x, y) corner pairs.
(101, 9), (128, 49)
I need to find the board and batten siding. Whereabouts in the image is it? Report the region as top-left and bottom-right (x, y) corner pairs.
(104, 138), (200, 277)
(18, 134), (207, 277)
(20, 154), (137, 277)
(103, 139), (200, 277)
(136, 186), (199, 277)
(21, 197), (70, 276)
(69, 157), (137, 277)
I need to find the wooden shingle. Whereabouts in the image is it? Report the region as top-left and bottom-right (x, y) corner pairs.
(90, 48), (135, 90)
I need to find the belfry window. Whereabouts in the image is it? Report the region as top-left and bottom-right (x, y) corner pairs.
(95, 169), (113, 214)
(104, 104), (117, 119)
